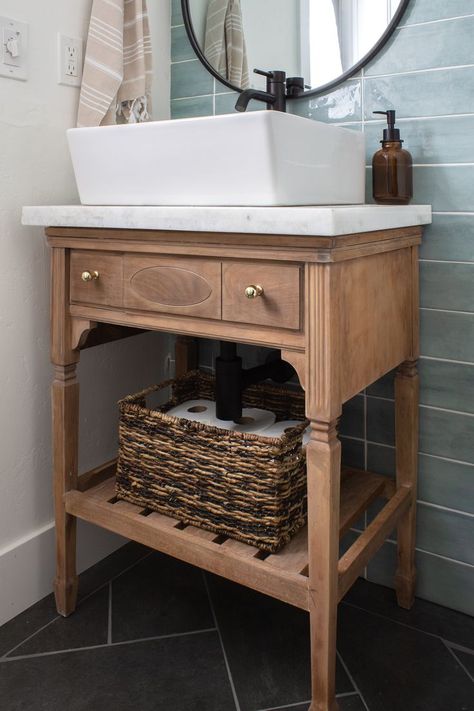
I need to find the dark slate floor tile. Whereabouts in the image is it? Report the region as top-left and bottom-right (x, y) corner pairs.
(206, 574), (353, 711)
(0, 594), (57, 658)
(8, 587), (109, 657)
(337, 603), (474, 711)
(274, 695), (366, 711)
(0, 543), (148, 659)
(111, 552), (214, 642)
(0, 631), (233, 711)
(343, 578), (474, 650)
(78, 541), (150, 601)
(451, 648), (474, 681)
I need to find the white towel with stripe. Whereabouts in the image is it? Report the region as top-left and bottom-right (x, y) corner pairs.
(77, 0), (152, 127)
(204, 0), (249, 90)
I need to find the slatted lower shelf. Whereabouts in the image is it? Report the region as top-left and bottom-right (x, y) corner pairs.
(66, 465), (392, 610)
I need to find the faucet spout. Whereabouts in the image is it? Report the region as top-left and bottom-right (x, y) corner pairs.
(235, 89), (276, 112)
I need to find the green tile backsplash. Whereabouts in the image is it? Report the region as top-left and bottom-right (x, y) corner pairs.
(170, 0), (474, 614)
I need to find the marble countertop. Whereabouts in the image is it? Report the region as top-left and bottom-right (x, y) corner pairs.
(22, 204), (432, 237)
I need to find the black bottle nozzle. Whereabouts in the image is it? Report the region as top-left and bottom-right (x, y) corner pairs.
(373, 110), (401, 142)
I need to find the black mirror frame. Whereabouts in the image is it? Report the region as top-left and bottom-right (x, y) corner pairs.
(181, 0), (411, 99)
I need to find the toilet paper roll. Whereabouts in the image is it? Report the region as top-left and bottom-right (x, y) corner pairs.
(212, 407), (276, 434)
(260, 420), (304, 439)
(168, 399), (216, 425)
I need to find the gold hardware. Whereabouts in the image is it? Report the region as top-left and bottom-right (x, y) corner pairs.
(245, 284), (264, 299)
(81, 270), (100, 283)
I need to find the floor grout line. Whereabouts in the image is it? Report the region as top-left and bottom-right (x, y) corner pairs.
(341, 599), (474, 651)
(443, 640), (474, 683)
(0, 628), (218, 663)
(336, 650), (371, 711)
(446, 641), (474, 656)
(0, 548), (153, 660)
(255, 693), (363, 711)
(202, 571), (241, 711)
(107, 582), (113, 645)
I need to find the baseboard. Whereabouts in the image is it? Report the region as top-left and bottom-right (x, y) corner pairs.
(0, 520), (126, 626)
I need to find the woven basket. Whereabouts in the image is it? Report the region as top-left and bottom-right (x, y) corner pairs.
(116, 370), (309, 552)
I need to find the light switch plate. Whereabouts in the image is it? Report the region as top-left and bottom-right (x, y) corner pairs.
(58, 33), (83, 87)
(0, 16), (28, 81)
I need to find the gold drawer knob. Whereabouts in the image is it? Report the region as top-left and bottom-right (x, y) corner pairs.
(245, 284), (264, 299)
(81, 270), (100, 283)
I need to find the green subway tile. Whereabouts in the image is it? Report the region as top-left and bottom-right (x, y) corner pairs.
(341, 437), (365, 470)
(367, 443), (395, 477)
(366, 17), (474, 76)
(419, 359), (474, 413)
(419, 453), (474, 513)
(420, 215), (474, 262)
(367, 397), (395, 446)
(364, 67), (474, 119)
(417, 504), (474, 564)
(364, 116), (474, 164)
(420, 407), (474, 462)
(367, 542), (474, 616)
(291, 80), (362, 123)
(171, 0), (183, 26)
(414, 166), (474, 212)
(171, 25), (195, 63)
(420, 262), (474, 311)
(366, 370), (396, 399)
(170, 96), (213, 119)
(340, 395), (365, 439)
(171, 59), (213, 99)
(420, 310), (474, 361)
(367, 443), (474, 513)
(402, 0), (474, 25)
(214, 92), (239, 115)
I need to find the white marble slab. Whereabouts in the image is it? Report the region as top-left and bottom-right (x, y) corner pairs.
(22, 204), (431, 237)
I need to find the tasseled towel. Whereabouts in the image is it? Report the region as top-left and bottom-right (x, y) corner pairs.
(77, 0), (152, 127)
(204, 0), (249, 90)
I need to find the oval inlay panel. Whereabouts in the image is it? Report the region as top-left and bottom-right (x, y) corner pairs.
(130, 266), (213, 307)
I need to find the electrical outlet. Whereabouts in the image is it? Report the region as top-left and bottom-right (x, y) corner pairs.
(58, 33), (83, 87)
(0, 16), (28, 80)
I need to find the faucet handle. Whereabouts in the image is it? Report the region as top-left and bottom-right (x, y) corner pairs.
(254, 68), (273, 78)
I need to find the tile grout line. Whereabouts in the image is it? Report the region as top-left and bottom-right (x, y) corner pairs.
(336, 650), (371, 711)
(255, 691), (361, 711)
(446, 641), (474, 657)
(0, 628), (218, 664)
(107, 582), (113, 645)
(442, 640), (474, 683)
(341, 599), (474, 649)
(0, 548), (153, 660)
(202, 572), (241, 711)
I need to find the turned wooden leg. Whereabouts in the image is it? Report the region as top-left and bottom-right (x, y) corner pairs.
(175, 335), (198, 377)
(394, 359), (419, 610)
(52, 364), (79, 616)
(51, 247), (80, 616)
(307, 420), (341, 711)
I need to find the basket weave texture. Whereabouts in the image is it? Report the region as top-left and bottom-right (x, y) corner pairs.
(116, 370), (309, 552)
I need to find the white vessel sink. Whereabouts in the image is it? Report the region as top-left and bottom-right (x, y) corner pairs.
(67, 111), (365, 207)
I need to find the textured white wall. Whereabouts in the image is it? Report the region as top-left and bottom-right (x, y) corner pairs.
(0, 0), (171, 625)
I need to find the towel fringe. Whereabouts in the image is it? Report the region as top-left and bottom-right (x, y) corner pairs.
(116, 94), (151, 124)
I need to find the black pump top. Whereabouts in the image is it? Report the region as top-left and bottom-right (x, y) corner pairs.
(373, 110), (402, 142)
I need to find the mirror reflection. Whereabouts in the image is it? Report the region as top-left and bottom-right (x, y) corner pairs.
(186, 0), (403, 92)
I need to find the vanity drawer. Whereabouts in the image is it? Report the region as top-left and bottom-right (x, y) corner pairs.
(222, 262), (302, 330)
(70, 251), (123, 307)
(123, 255), (222, 319)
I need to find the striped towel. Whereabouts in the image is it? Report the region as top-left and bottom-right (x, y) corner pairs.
(204, 0), (249, 90)
(77, 0), (152, 127)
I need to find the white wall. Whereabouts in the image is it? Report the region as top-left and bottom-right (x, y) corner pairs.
(0, 0), (171, 625)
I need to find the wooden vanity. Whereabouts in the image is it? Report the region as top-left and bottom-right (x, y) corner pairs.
(26, 204), (430, 711)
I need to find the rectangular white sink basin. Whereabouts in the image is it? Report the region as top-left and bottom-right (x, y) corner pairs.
(68, 111), (365, 207)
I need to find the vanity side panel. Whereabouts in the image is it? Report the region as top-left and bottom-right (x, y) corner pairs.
(338, 247), (415, 402)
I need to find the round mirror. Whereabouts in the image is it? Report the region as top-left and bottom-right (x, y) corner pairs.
(182, 0), (410, 97)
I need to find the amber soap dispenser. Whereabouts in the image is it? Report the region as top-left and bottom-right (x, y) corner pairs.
(372, 110), (413, 204)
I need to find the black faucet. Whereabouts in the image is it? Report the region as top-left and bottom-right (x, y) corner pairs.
(235, 69), (289, 112)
